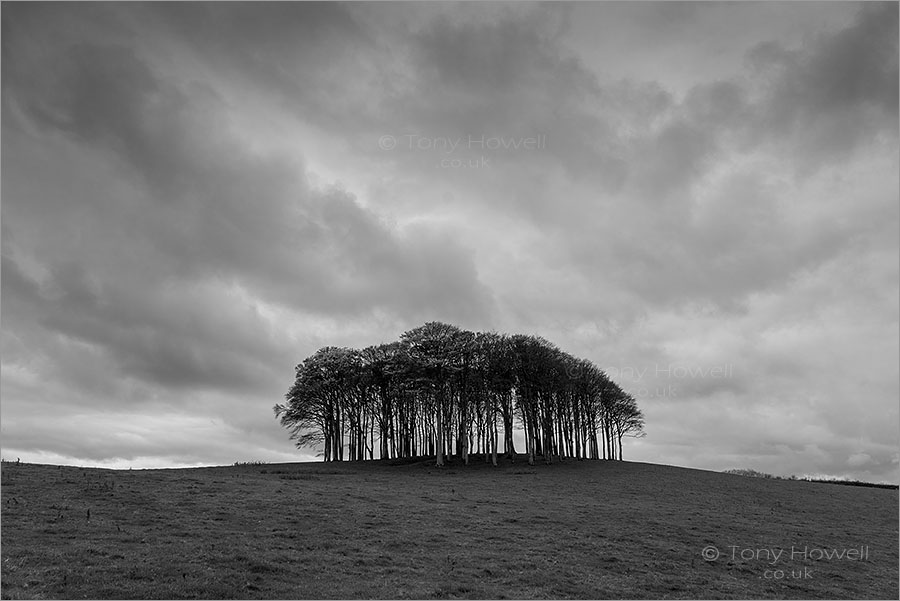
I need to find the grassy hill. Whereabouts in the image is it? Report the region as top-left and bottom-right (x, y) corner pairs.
(1, 458), (897, 599)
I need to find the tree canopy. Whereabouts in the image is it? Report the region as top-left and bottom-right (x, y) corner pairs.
(274, 322), (644, 466)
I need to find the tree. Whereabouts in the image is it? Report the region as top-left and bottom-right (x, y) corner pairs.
(608, 392), (645, 460)
(275, 322), (646, 466)
(400, 322), (468, 467)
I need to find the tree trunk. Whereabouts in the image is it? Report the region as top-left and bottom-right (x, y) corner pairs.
(491, 410), (498, 467)
(525, 411), (535, 466)
(435, 393), (444, 467)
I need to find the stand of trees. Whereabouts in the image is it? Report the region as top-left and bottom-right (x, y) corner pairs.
(274, 322), (644, 466)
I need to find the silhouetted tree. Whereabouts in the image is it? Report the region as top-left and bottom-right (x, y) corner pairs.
(275, 322), (646, 466)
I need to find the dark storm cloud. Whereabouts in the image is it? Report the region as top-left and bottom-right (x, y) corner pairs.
(3, 28), (495, 320)
(684, 81), (749, 128)
(2, 2), (495, 410)
(554, 2), (898, 311)
(747, 1), (898, 163)
(8, 42), (195, 197)
(379, 8), (631, 194)
(3, 247), (282, 395)
(148, 1), (381, 131)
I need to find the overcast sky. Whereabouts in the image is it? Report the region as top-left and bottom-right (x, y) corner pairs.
(2, 1), (897, 482)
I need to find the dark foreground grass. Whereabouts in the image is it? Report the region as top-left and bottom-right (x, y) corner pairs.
(1, 458), (897, 599)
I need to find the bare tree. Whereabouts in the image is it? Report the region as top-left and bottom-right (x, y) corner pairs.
(276, 322), (646, 466)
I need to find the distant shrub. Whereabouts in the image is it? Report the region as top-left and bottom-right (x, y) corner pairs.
(800, 477), (898, 490)
(723, 469), (897, 489)
(233, 461), (269, 466)
(723, 468), (778, 479)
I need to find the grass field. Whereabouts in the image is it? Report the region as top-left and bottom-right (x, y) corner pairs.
(1, 458), (897, 599)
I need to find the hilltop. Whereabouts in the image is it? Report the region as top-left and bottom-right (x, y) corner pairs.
(1, 459), (897, 599)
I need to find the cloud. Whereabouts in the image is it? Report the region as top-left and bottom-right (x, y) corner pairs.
(747, 2), (898, 166)
(847, 452), (873, 469)
(1, 2), (896, 483)
(3, 30), (497, 320)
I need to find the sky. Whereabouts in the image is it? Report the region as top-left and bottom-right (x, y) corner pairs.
(1, 1), (898, 483)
